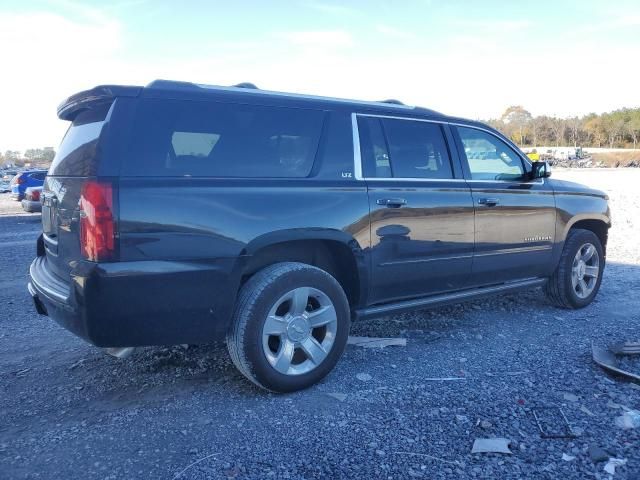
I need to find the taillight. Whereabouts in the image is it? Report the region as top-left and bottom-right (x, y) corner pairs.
(79, 181), (115, 262)
(30, 190), (41, 202)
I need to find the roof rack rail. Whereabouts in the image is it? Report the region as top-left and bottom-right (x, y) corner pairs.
(380, 99), (404, 105)
(232, 82), (259, 89)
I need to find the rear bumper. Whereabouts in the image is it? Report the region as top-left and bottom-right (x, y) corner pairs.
(28, 255), (239, 347)
(21, 199), (42, 212)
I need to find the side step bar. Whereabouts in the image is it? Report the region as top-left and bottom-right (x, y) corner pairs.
(354, 278), (547, 320)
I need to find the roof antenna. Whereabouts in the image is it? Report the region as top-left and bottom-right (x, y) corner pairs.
(233, 82), (259, 89)
(380, 99), (404, 105)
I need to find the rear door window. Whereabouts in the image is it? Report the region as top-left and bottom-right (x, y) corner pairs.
(48, 103), (111, 176)
(357, 117), (391, 178)
(382, 119), (453, 179)
(124, 100), (325, 178)
(358, 116), (453, 179)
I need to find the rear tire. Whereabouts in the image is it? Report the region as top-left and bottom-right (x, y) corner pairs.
(544, 229), (604, 309)
(227, 262), (350, 392)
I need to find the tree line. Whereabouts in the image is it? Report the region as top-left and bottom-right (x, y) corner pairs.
(1, 148), (55, 167)
(485, 106), (640, 149)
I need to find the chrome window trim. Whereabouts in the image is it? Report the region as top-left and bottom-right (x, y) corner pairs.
(351, 113), (363, 180)
(351, 112), (543, 185)
(356, 112), (448, 125)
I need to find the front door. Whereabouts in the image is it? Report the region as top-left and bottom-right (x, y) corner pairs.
(356, 114), (475, 304)
(453, 125), (556, 285)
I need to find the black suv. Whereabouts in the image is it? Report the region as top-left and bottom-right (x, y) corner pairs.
(29, 81), (610, 392)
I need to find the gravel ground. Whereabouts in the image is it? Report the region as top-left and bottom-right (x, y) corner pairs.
(1, 170), (639, 480)
(0, 193), (37, 217)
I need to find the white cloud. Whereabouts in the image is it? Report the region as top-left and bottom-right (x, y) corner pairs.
(0, 8), (124, 151)
(375, 24), (417, 40)
(276, 30), (354, 48)
(305, 2), (358, 17)
(451, 18), (532, 32)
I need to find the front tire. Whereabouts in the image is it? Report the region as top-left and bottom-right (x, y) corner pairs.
(544, 229), (605, 309)
(227, 262), (350, 392)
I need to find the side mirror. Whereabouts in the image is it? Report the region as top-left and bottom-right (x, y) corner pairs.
(530, 161), (551, 180)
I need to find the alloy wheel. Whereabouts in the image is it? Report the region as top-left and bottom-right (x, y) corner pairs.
(261, 287), (338, 375)
(571, 242), (600, 299)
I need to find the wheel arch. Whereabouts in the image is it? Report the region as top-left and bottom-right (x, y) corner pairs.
(234, 229), (368, 308)
(564, 215), (610, 254)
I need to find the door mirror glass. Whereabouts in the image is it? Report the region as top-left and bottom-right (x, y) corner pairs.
(531, 160), (552, 179)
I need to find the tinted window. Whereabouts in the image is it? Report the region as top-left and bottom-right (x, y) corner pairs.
(124, 100), (325, 178)
(358, 117), (453, 179)
(358, 117), (391, 178)
(383, 119), (452, 179)
(49, 103), (111, 176)
(457, 126), (524, 180)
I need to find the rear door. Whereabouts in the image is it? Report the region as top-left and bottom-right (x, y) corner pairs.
(355, 114), (475, 304)
(452, 125), (556, 284)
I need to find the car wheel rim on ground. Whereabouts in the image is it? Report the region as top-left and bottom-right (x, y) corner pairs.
(571, 242), (600, 299)
(261, 287), (337, 375)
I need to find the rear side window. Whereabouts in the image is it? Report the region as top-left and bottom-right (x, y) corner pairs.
(358, 116), (453, 179)
(382, 119), (452, 179)
(358, 117), (391, 178)
(49, 103), (111, 176)
(124, 100), (325, 178)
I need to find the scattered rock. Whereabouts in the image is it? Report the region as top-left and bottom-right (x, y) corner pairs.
(563, 393), (579, 402)
(356, 373), (372, 382)
(580, 405), (595, 417)
(480, 420), (492, 429)
(561, 453), (575, 462)
(326, 393), (347, 402)
(588, 445), (609, 463)
(614, 410), (640, 429)
(604, 458), (627, 475)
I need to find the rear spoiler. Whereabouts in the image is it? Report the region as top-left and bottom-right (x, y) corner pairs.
(57, 85), (142, 121)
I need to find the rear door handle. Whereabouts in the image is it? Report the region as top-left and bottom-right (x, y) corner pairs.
(478, 197), (499, 206)
(377, 198), (407, 208)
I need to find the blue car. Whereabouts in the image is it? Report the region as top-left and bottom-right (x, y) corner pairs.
(10, 170), (47, 200)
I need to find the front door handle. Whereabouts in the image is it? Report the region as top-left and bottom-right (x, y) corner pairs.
(478, 197), (500, 206)
(377, 198), (407, 208)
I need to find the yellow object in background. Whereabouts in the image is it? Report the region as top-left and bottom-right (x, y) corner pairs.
(527, 152), (540, 162)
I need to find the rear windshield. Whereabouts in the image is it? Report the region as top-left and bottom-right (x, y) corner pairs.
(123, 99), (325, 178)
(48, 103), (111, 176)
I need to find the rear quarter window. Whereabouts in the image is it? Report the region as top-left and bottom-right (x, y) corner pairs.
(48, 103), (111, 176)
(123, 99), (325, 178)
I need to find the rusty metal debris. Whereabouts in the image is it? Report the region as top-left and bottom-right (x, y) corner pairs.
(592, 342), (640, 383)
(532, 407), (576, 439)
